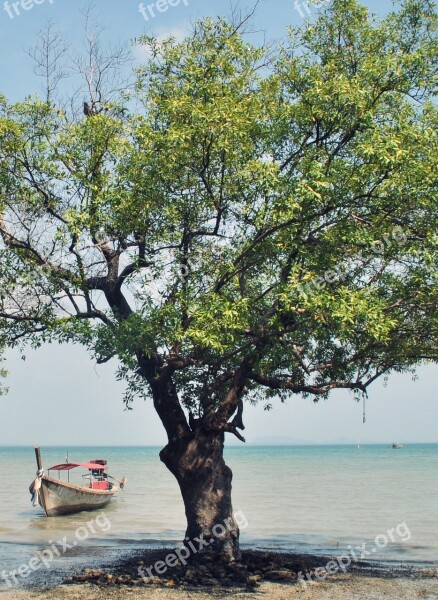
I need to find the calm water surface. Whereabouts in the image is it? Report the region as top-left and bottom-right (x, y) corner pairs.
(0, 445), (437, 586)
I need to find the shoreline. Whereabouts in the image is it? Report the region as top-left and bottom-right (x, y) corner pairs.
(1, 548), (437, 599)
(1, 574), (438, 600)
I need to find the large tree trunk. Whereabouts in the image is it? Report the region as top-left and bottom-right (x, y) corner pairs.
(160, 431), (241, 563)
(136, 355), (242, 563)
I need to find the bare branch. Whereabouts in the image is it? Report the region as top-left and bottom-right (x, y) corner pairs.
(26, 19), (70, 103)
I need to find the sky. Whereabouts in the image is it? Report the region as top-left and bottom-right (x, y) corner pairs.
(0, 0), (436, 446)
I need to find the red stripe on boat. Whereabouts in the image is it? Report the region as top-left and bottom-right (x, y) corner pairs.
(47, 462), (107, 471)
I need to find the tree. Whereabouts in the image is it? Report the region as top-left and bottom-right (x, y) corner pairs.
(0, 0), (437, 561)
(0, 346), (7, 396)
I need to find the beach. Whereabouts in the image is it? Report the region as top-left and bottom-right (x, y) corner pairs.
(2, 445), (438, 568)
(1, 546), (437, 600)
(1, 574), (438, 600)
(1, 446), (437, 599)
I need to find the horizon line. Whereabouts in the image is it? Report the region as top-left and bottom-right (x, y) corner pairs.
(1, 442), (437, 448)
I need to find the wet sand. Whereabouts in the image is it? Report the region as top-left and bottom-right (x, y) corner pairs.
(1, 547), (437, 599)
(1, 574), (438, 600)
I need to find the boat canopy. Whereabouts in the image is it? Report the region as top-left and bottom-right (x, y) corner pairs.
(47, 462), (107, 471)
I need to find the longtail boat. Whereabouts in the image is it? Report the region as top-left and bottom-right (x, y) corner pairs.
(29, 446), (125, 516)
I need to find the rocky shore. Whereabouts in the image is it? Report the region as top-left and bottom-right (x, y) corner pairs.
(1, 549), (436, 599)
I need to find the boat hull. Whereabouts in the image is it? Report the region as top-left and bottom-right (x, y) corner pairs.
(36, 476), (116, 516)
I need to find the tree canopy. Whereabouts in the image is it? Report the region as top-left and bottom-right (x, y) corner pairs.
(0, 0), (437, 441)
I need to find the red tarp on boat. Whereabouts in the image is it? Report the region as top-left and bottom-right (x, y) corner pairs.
(47, 462), (107, 471)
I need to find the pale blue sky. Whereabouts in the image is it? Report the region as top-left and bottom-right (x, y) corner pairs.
(0, 0), (436, 446)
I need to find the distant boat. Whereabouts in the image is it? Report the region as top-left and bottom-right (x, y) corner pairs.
(29, 446), (125, 516)
(392, 443), (404, 449)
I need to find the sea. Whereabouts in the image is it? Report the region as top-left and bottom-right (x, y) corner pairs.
(0, 444), (437, 588)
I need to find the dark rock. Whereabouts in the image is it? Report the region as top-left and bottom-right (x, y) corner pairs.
(264, 569), (297, 581)
(184, 569), (197, 580)
(200, 577), (219, 586)
(231, 571), (248, 583)
(142, 576), (164, 585)
(247, 575), (261, 587)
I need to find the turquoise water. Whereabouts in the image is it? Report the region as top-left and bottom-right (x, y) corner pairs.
(0, 444), (437, 585)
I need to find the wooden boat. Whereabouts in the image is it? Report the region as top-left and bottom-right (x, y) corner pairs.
(29, 447), (124, 516)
